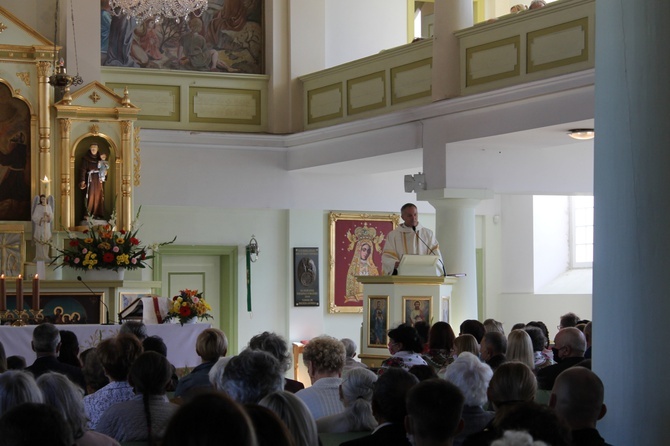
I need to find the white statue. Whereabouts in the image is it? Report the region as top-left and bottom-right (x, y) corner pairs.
(31, 194), (54, 262)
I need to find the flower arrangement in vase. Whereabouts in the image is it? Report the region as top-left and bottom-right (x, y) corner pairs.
(166, 289), (213, 325)
(50, 207), (175, 272)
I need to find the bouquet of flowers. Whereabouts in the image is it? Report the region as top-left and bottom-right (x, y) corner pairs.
(51, 208), (176, 271)
(166, 289), (213, 325)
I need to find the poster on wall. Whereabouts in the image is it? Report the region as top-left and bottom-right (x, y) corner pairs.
(101, 0), (264, 74)
(328, 212), (399, 313)
(294, 247), (319, 307)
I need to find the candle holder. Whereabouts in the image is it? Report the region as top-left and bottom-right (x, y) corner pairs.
(29, 309), (45, 323)
(11, 309), (28, 326)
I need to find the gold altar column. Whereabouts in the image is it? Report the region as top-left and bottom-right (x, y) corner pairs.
(58, 118), (72, 229)
(120, 120), (133, 231)
(36, 61), (52, 197)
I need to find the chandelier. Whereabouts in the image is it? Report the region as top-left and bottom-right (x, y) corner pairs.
(110, 0), (208, 22)
(48, 0), (83, 90)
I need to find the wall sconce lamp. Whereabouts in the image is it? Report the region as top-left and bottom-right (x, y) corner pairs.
(247, 235), (260, 262)
(568, 129), (595, 140)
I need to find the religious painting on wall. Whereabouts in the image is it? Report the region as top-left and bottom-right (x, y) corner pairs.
(0, 82), (32, 221)
(3, 293), (102, 324)
(328, 212), (399, 313)
(368, 295), (389, 348)
(101, 0), (264, 74)
(403, 296), (432, 327)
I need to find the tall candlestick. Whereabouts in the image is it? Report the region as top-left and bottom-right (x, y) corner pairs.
(0, 274), (5, 312)
(32, 274), (40, 311)
(15, 275), (23, 313)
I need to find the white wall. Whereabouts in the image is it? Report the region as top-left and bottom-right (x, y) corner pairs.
(532, 195), (569, 291)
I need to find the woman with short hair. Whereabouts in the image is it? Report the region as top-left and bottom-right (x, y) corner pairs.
(379, 324), (428, 374)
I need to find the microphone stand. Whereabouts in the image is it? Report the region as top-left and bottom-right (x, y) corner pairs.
(77, 276), (114, 325)
(412, 226), (447, 277)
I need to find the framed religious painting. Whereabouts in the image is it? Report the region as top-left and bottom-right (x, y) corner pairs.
(402, 296), (432, 327)
(328, 212), (399, 313)
(367, 295), (389, 348)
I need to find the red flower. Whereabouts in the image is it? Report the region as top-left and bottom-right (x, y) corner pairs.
(120, 229), (127, 234)
(130, 237), (140, 246)
(64, 256), (70, 262)
(179, 306), (192, 317)
(83, 229), (89, 234)
(102, 252), (115, 263)
(141, 252), (146, 260)
(69, 240), (79, 247)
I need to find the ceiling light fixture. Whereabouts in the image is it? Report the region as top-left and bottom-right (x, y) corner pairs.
(110, 0), (207, 22)
(568, 129), (595, 140)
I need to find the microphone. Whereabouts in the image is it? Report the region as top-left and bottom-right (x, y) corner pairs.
(77, 276), (114, 325)
(412, 227), (447, 277)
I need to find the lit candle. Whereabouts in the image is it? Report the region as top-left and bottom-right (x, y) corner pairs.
(15, 275), (23, 313)
(0, 274), (5, 312)
(32, 274), (40, 311)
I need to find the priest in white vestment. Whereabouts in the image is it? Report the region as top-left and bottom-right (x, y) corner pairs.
(381, 203), (444, 275)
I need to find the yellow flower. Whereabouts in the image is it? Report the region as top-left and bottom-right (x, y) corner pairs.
(98, 242), (111, 250)
(116, 237), (125, 244)
(84, 237), (93, 244)
(116, 254), (130, 265)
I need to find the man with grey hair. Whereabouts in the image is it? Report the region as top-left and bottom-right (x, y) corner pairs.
(219, 349), (284, 404)
(537, 327), (587, 390)
(341, 337), (368, 376)
(549, 367), (610, 446)
(25, 323), (85, 390)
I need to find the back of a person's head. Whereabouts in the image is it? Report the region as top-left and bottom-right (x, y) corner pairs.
(222, 349), (284, 404)
(259, 391), (319, 446)
(79, 348), (109, 392)
(488, 362), (537, 408)
(302, 335), (345, 375)
(427, 321), (456, 351)
(387, 324), (423, 353)
(0, 403), (74, 446)
(163, 392), (258, 446)
(340, 338), (357, 358)
(483, 331), (508, 355)
(460, 319), (486, 343)
(406, 379), (465, 443)
(142, 335), (168, 357)
(0, 340), (6, 372)
(32, 322), (60, 353)
(484, 318), (506, 335)
(495, 402), (571, 446)
(372, 367), (419, 424)
(506, 330), (534, 370)
(454, 334), (479, 356)
(197, 328), (229, 362)
(120, 320), (147, 340)
(409, 364), (438, 381)
(36, 372), (87, 440)
(555, 327), (587, 356)
(247, 331), (288, 371)
(550, 367), (605, 429)
(97, 333), (143, 381)
(245, 404), (295, 446)
(490, 430), (550, 446)
(342, 367), (377, 404)
(523, 326), (547, 353)
(57, 330), (80, 361)
(6, 355), (26, 371)
(0, 370), (43, 416)
(525, 321), (550, 347)
(414, 321), (430, 346)
(129, 351), (171, 396)
(209, 356), (232, 390)
(444, 351), (493, 407)
(559, 312), (580, 329)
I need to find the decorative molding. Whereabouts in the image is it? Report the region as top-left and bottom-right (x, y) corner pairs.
(60, 118), (71, 137)
(133, 127), (141, 187)
(121, 120), (132, 136)
(107, 83), (180, 122)
(15, 72), (30, 87)
(189, 87), (261, 125)
(307, 83), (343, 124)
(89, 91), (101, 104)
(466, 36), (521, 87)
(0, 22), (7, 33)
(391, 58), (432, 105)
(36, 61), (51, 77)
(527, 18), (589, 73)
(347, 71), (386, 115)
(89, 124), (100, 135)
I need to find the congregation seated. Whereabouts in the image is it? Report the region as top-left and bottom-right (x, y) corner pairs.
(6, 355), (26, 370)
(524, 326), (554, 370)
(219, 348), (284, 404)
(0, 369), (43, 416)
(378, 324), (427, 374)
(57, 330), (81, 368)
(444, 352), (494, 446)
(536, 327), (587, 390)
(142, 335), (179, 392)
(260, 390), (320, 446)
(295, 335), (346, 419)
(421, 321), (456, 372)
(244, 404), (295, 446)
(0, 402), (74, 446)
(83, 333), (143, 429)
(96, 351), (179, 443)
(119, 320), (148, 341)
(25, 322), (86, 390)
(405, 379), (466, 446)
(248, 331), (304, 393)
(79, 347), (109, 394)
(460, 319), (486, 344)
(583, 321), (593, 359)
(483, 318), (505, 336)
(341, 367), (419, 446)
(316, 367), (377, 434)
(480, 331), (507, 371)
(36, 371), (119, 446)
(173, 327), (228, 399)
(506, 329), (534, 371)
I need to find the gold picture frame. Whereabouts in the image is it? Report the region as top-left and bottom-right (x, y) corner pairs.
(328, 212), (399, 313)
(368, 295), (389, 348)
(402, 296), (432, 327)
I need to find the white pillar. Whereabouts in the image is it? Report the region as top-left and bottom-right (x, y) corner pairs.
(418, 188), (492, 325)
(594, 1), (670, 443)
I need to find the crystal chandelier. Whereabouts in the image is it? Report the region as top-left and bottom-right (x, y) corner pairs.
(110, 0), (208, 22)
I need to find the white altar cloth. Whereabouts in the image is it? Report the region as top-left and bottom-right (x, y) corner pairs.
(0, 323), (211, 369)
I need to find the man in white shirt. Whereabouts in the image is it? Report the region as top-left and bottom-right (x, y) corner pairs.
(381, 203), (443, 275)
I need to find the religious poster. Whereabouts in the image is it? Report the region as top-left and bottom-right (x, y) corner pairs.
(403, 296), (432, 327)
(328, 212), (399, 313)
(294, 247), (319, 307)
(368, 295), (389, 347)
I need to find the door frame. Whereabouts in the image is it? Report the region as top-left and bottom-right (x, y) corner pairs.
(153, 245), (239, 353)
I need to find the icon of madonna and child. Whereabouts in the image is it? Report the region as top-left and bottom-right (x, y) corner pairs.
(344, 224), (385, 303)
